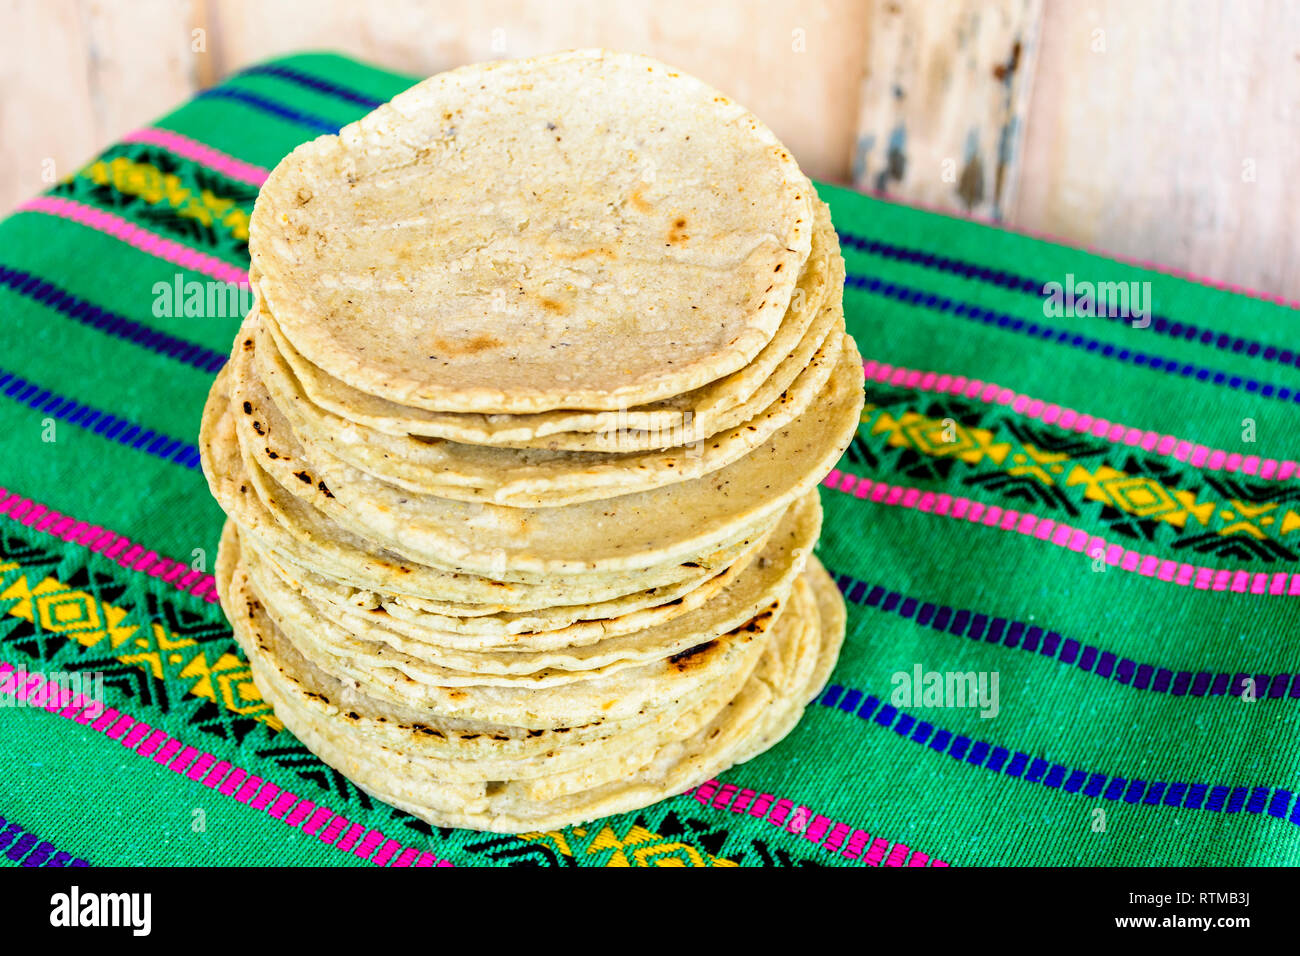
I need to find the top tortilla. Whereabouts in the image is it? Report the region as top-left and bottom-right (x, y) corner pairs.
(249, 49), (814, 413)
(257, 199), (839, 446)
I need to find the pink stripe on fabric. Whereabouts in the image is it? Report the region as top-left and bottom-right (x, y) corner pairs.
(371, 839), (402, 867)
(104, 539), (131, 560)
(768, 798), (792, 826)
(823, 475), (1300, 598)
(859, 359), (1299, 481)
(44, 686), (74, 713)
(285, 800), (315, 828)
(268, 792), (298, 820)
(249, 781), (281, 810)
(336, 823), (366, 852)
(20, 504), (47, 525)
(218, 767), (246, 797)
(55, 693), (85, 716)
(864, 838), (890, 866)
(234, 776), (262, 803)
(202, 760), (232, 789)
(787, 806), (813, 835)
(689, 781), (948, 866)
(353, 829), (384, 860)
(303, 808), (333, 836)
(11, 672), (38, 703)
(28, 681), (59, 710)
(319, 816), (348, 846)
(17, 196), (249, 286)
(823, 823), (849, 853)
(804, 815), (832, 843)
(0, 486), (219, 603)
(693, 779), (718, 804)
(0, 669), (453, 867)
(121, 722), (151, 750)
(137, 729), (169, 757)
(122, 127), (270, 186)
(169, 745), (201, 775)
(842, 830), (870, 861)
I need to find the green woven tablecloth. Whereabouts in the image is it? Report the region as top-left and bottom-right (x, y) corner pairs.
(1, 52), (1296, 868)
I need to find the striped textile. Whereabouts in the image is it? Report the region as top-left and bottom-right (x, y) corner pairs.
(0, 52), (1295, 867)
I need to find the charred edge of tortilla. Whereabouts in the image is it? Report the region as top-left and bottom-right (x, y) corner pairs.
(725, 602), (779, 638)
(667, 640), (719, 672)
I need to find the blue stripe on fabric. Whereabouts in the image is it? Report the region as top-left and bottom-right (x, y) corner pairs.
(0, 813), (88, 867)
(837, 229), (1300, 373)
(234, 63), (386, 109)
(0, 265), (227, 374)
(844, 272), (1298, 403)
(815, 686), (1299, 826)
(832, 571), (1299, 700)
(195, 87), (340, 135)
(0, 368), (199, 469)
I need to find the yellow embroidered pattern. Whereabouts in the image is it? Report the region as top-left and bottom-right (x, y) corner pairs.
(865, 405), (1300, 549)
(0, 562), (279, 730)
(81, 156), (251, 241)
(520, 822), (738, 867)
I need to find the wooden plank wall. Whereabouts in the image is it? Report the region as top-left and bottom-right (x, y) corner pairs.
(1015, 0), (1300, 302)
(3, 0), (1297, 298)
(852, 0), (1043, 221)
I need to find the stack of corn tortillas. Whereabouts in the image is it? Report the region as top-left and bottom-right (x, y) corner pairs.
(199, 49), (864, 833)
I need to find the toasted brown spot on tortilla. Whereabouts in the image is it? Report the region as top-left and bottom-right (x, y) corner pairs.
(428, 334), (501, 357)
(668, 640), (717, 671)
(628, 185), (653, 214)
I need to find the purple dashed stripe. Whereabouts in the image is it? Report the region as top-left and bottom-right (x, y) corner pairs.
(845, 272), (1299, 403)
(817, 682), (1299, 825)
(0, 265), (227, 373)
(839, 230), (1300, 373)
(833, 571), (1300, 700)
(0, 813), (88, 867)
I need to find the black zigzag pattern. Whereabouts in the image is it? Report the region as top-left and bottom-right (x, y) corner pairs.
(1003, 418), (1109, 464)
(964, 470), (1080, 517)
(1171, 531), (1297, 562)
(1203, 474), (1300, 508)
